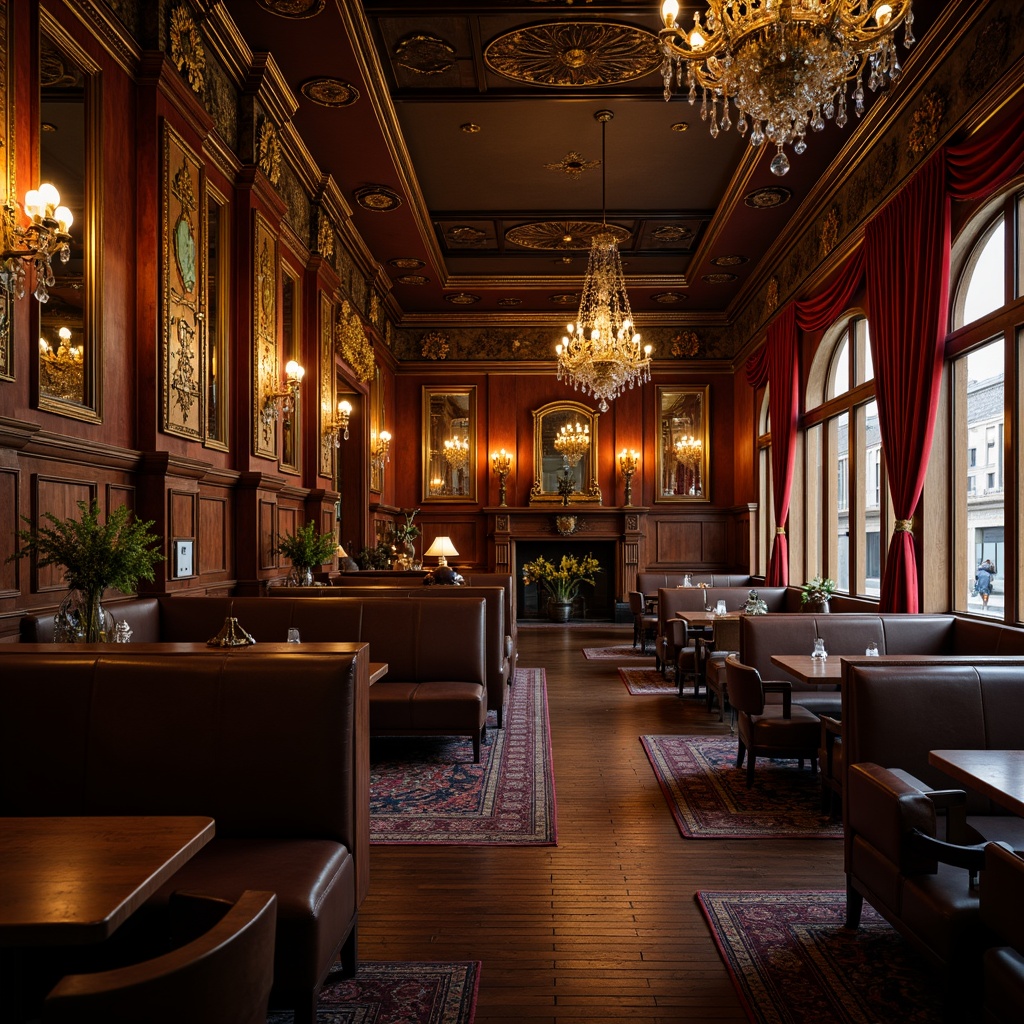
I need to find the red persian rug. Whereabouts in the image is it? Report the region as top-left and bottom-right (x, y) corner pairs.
(268, 960), (479, 1024)
(618, 667), (678, 694)
(641, 735), (841, 839)
(370, 667), (556, 845)
(582, 643), (652, 660)
(697, 890), (942, 1023)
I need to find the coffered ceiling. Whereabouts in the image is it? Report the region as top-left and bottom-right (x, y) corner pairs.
(223, 1), (938, 330)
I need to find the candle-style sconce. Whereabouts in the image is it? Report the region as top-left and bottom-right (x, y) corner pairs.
(618, 448), (639, 507)
(491, 448), (513, 507)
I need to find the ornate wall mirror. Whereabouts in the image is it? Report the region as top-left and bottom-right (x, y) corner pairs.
(529, 401), (601, 505)
(369, 364), (385, 492)
(657, 385), (709, 501)
(422, 385), (476, 502)
(37, 21), (101, 420)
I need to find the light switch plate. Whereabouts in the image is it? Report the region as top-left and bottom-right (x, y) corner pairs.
(174, 539), (194, 578)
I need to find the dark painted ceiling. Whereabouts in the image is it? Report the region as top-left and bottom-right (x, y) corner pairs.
(222, 1), (934, 329)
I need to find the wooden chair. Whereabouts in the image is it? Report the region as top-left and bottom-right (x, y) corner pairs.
(981, 842), (1024, 1024)
(42, 891), (278, 1024)
(724, 655), (820, 787)
(702, 617), (743, 720)
(628, 591), (657, 656)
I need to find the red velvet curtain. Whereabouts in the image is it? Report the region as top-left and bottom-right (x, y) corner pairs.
(795, 248), (865, 332)
(745, 304), (797, 585)
(946, 103), (1024, 201)
(865, 154), (950, 612)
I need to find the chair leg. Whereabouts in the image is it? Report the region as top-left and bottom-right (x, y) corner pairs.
(845, 884), (864, 929)
(735, 739), (746, 769)
(746, 753), (756, 788)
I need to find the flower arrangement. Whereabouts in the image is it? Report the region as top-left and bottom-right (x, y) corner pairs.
(800, 575), (837, 605)
(521, 552), (601, 605)
(10, 499), (163, 641)
(277, 521), (338, 569)
(392, 508), (420, 545)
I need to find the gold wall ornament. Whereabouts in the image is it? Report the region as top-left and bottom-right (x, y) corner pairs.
(394, 33), (457, 75)
(169, 5), (205, 95)
(819, 206), (840, 259)
(907, 91), (946, 156)
(258, 119), (282, 186)
(335, 301), (374, 382)
(554, 514), (579, 536)
(253, 215), (278, 457)
(765, 276), (780, 316)
(544, 151), (600, 179)
(316, 210), (334, 260)
(506, 220), (629, 251)
(300, 76), (358, 107)
(420, 331), (449, 360)
(256, 0), (325, 17)
(319, 293), (334, 476)
(484, 22), (660, 87)
(369, 291), (380, 326)
(671, 331), (700, 358)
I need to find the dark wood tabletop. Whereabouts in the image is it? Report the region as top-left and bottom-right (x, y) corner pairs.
(928, 749), (1024, 817)
(770, 653), (843, 684)
(0, 815), (214, 947)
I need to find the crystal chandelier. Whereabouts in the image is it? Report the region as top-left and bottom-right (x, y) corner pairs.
(657, 0), (915, 176)
(443, 435), (470, 472)
(556, 110), (652, 412)
(674, 434), (702, 468)
(553, 422), (591, 467)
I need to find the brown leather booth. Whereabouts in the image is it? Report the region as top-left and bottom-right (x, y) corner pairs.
(0, 650), (369, 1024)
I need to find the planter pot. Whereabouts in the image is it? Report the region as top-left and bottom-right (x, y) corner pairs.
(548, 601), (573, 623)
(802, 598), (830, 614)
(54, 588), (112, 642)
(286, 566), (314, 587)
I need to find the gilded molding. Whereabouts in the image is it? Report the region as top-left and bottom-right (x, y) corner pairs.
(671, 331), (700, 359)
(394, 33), (456, 76)
(765, 277), (779, 317)
(258, 118), (282, 186)
(169, 4), (205, 95)
(420, 331), (450, 360)
(316, 209), (334, 260)
(335, 300), (375, 382)
(506, 220), (629, 250)
(818, 206), (840, 259)
(907, 91), (946, 156)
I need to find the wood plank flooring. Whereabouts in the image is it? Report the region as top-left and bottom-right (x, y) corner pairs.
(359, 624), (846, 1023)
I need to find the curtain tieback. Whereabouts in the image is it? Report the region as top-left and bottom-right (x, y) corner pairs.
(894, 518), (914, 532)
(775, 527), (786, 535)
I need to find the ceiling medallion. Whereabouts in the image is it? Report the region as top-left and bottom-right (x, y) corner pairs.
(744, 186), (792, 209)
(652, 225), (693, 244)
(395, 274), (430, 286)
(498, 298), (523, 306)
(445, 293), (480, 305)
(484, 22), (661, 88)
(388, 257), (424, 270)
(671, 122), (689, 132)
(354, 186), (402, 212)
(461, 123), (482, 134)
(394, 33), (457, 75)
(652, 291), (687, 303)
(256, 0), (325, 16)
(506, 220), (629, 251)
(549, 293), (580, 305)
(544, 151), (600, 179)
(445, 225), (489, 247)
(300, 77), (359, 107)
(711, 254), (748, 266)
(702, 272), (737, 284)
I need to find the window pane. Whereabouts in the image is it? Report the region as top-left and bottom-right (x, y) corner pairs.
(805, 423), (822, 578)
(860, 320), (874, 384)
(829, 338), (849, 399)
(962, 222), (1004, 326)
(964, 338), (1004, 615)
(836, 411), (850, 593)
(862, 400), (881, 597)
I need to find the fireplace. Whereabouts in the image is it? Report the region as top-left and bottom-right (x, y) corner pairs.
(516, 540), (617, 621)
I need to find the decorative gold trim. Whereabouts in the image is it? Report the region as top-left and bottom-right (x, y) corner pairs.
(335, 299), (374, 382)
(765, 276), (780, 316)
(253, 213), (278, 458)
(300, 76), (358, 107)
(819, 206), (840, 259)
(169, 4), (205, 95)
(258, 118), (282, 186)
(319, 292), (334, 476)
(484, 22), (660, 88)
(316, 209), (334, 259)
(544, 151), (600, 179)
(671, 331), (700, 358)
(394, 33), (456, 76)
(256, 0), (326, 17)
(908, 91), (946, 156)
(506, 220), (629, 251)
(420, 331), (449, 360)
(354, 185), (402, 212)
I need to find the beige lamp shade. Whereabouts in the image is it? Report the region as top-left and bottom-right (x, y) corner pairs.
(424, 536), (458, 565)
(335, 544), (348, 558)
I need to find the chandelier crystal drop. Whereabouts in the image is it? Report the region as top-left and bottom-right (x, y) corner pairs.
(556, 110), (652, 412)
(658, 0), (914, 176)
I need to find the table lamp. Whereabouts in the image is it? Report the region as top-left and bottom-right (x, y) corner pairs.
(423, 536), (463, 586)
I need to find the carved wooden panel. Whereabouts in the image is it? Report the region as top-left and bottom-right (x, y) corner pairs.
(259, 498), (276, 569)
(34, 477), (94, 591)
(278, 505), (299, 558)
(162, 124), (204, 439)
(253, 212), (278, 458)
(654, 518), (703, 564)
(169, 489), (196, 542)
(0, 466), (18, 595)
(199, 495), (228, 574)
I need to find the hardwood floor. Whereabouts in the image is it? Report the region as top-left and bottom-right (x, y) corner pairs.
(359, 624), (846, 1023)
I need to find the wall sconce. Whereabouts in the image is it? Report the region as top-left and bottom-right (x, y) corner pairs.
(371, 429), (391, 470)
(423, 535), (463, 586)
(1, 183), (73, 303)
(324, 398), (352, 447)
(618, 448), (640, 508)
(491, 448), (512, 507)
(262, 359), (304, 426)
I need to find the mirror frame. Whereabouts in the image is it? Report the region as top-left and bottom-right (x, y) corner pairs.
(36, 15), (101, 421)
(369, 364), (384, 493)
(656, 385), (710, 502)
(529, 400), (602, 505)
(421, 385), (477, 502)
(0, 0), (13, 382)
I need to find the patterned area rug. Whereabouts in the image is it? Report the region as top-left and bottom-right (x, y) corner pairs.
(618, 667), (677, 694)
(268, 960), (479, 1024)
(698, 890), (942, 1024)
(583, 643), (653, 660)
(370, 667), (556, 845)
(641, 735), (841, 839)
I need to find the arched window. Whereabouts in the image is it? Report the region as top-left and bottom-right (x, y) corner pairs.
(804, 315), (885, 597)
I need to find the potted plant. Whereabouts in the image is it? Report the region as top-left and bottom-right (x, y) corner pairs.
(391, 508), (420, 563)
(521, 552), (602, 622)
(10, 499), (163, 641)
(800, 575), (837, 613)
(276, 521), (338, 586)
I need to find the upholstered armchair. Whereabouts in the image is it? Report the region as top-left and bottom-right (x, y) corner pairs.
(723, 655), (820, 787)
(981, 842), (1024, 1024)
(702, 617), (743, 721)
(628, 592), (658, 657)
(655, 617), (697, 689)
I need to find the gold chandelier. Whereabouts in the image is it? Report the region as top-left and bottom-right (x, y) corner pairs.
(553, 422), (591, 467)
(673, 434), (702, 468)
(443, 435), (470, 472)
(556, 110), (652, 412)
(658, 0), (914, 176)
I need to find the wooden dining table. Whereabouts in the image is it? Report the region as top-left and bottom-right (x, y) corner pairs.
(675, 610), (741, 630)
(928, 749), (1024, 817)
(769, 653), (843, 685)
